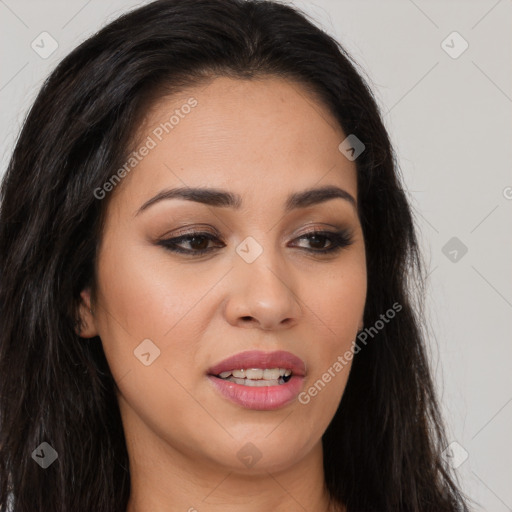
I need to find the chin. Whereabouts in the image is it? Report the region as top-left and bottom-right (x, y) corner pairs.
(205, 431), (316, 474)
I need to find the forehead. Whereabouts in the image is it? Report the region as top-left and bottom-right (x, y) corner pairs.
(108, 76), (357, 215)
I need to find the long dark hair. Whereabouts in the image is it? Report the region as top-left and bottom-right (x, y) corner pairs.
(0, 0), (471, 510)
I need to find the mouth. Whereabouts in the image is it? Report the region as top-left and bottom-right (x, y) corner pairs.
(215, 367), (293, 386)
(207, 350), (306, 410)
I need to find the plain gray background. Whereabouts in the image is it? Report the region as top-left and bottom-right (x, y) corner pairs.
(1, 0), (511, 510)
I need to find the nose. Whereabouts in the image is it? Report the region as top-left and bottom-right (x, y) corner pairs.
(223, 247), (303, 330)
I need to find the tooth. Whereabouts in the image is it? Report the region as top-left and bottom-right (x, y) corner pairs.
(244, 368), (264, 379)
(223, 375), (285, 386)
(262, 368), (281, 380)
(219, 368), (293, 381)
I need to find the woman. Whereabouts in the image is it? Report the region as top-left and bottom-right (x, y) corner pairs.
(0, 0), (471, 511)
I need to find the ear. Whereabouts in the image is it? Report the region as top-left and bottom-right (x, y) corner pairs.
(75, 287), (98, 338)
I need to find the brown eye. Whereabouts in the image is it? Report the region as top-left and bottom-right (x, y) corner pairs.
(187, 235), (211, 251)
(291, 230), (353, 254)
(304, 233), (331, 250)
(158, 232), (224, 255)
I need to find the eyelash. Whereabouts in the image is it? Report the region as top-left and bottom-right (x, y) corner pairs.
(157, 229), (353, 256)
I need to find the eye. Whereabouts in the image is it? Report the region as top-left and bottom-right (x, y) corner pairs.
(157, 229), (353, 256)
(291, 230), (353, 254)
(157, 232), (224, 255)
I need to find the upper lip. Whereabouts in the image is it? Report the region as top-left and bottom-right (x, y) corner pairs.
(207, 350), (306, 377)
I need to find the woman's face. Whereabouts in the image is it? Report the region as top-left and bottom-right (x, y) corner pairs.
(81, 76), (366, 474)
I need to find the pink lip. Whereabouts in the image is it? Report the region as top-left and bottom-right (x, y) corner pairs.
(207, 350), (306, 411)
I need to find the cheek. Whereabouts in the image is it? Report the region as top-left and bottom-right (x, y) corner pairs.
(94, 233), (227, 394)
(295, 258), (366, 432)
(302, 254), (367, 341)
(95, 234), (209, 341)
(94, 240), (221, 445)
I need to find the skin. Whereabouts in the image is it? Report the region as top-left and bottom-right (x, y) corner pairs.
(78, 76), (367, 512)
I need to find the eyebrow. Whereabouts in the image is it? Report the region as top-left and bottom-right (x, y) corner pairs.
(135, 184), (357, 216)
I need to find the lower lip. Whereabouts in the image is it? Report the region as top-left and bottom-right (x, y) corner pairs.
(207, 375), (305, 411)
